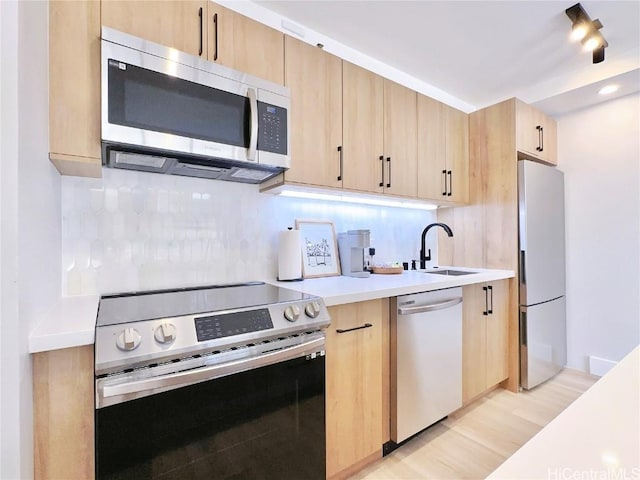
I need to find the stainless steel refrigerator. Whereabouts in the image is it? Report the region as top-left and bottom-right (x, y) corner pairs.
(518, 159), (567, 389)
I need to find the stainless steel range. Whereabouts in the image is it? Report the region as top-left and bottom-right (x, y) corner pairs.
(94, 282), (330, 480)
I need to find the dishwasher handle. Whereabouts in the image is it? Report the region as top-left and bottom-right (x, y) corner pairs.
(398, 296), (462, 315)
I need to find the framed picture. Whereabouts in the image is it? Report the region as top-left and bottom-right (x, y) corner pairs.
(295, 219), (341, 278)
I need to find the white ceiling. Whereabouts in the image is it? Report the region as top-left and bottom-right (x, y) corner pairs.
(254, 0), (640, 115)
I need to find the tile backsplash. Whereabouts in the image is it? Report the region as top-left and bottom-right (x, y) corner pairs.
(62, 169), (437, 295)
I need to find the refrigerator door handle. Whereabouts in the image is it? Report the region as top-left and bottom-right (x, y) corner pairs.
(520, 250), (526, 285)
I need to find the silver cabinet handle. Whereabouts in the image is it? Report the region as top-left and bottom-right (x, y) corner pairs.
(102, 336), (325, 399)
(398, 297), (462, 315)
(247, 87), (258, 161)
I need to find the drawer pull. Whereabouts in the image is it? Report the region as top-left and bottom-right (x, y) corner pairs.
(336, 323), (373, 334)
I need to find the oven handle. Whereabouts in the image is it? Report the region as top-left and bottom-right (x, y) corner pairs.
(101, 336), (325, 399)
(247, 87), (258, 161)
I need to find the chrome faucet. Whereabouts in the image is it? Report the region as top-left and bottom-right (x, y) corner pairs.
(420, 223), (453, 269)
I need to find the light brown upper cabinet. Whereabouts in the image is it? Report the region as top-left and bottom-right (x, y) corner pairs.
(49, 0), (102, 177)
(102, 1), (284, 85)
(383, 80), (418, 198)
(281, 36), (343, 188)
(207, 2), (284, 85)
(417, 94), (469, 203)
(515, 99), (558, 165)
(342, 62), (385, 194)
(102, 0), (207, 58)
(342, 64), (418, 196)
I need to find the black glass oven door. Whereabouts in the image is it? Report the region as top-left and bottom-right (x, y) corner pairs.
(96, 354), (325, 480)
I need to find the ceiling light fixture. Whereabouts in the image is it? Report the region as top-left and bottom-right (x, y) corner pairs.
(570, 21), (588, 41)
(598, 84), (619, 95)
(565, 3), (608, 64)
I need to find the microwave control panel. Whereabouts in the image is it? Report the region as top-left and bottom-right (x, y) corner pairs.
(257, 102), (287, 155)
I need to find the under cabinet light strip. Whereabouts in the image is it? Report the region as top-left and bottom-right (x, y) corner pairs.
(278, 189), (438, 211)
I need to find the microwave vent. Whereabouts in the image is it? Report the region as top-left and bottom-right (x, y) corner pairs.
(114, 151), (168, 169)
(231, 169), (274, 182)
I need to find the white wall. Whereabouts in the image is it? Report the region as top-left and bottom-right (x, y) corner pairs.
(0, 1), (21, 477)
(1, 1), (58, 478)
(559, 93), (640, 372)
(62, 169), (437, 295)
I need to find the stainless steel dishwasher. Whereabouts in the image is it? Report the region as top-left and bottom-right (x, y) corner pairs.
(391, 287), (463, 444)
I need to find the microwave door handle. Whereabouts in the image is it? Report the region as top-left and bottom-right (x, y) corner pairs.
(247, 88), (258, 161)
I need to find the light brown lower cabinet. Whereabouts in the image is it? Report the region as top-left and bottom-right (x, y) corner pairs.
(326, 298), (389, 480)
(33, 345), (95, 480)
(462, 280), (510, 404)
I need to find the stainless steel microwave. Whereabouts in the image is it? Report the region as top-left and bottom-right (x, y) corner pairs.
(101, 27), (290, 184)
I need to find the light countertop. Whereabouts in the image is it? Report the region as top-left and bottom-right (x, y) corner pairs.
(29, 294), (99, 353)
(488, 346), (640, 479)
(28, 266), (514, 353)
(268, 266), (515, 306)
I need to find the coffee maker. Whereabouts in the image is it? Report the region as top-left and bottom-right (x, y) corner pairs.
(337, 230), (371, 278)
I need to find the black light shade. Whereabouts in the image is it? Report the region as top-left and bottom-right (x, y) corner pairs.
(593, 46), (605, 64)
(565, 2), (608, 64)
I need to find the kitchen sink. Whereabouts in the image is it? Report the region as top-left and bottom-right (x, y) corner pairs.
(423, 269), (477, 276)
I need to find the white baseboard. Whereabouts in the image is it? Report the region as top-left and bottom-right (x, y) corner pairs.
(588, 355), (617, 377)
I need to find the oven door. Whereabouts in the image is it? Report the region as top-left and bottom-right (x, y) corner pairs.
(96, 337), (325, 480)
(101, 33), (289, 169)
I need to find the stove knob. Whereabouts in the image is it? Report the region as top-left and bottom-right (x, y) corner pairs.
(305, 301), (322, 319)
(284, 305), (301, 322)
(116, 327), (141, 351)
(154, 323), (176, 344)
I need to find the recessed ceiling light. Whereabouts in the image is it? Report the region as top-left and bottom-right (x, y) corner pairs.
(598, 85), (619, 95)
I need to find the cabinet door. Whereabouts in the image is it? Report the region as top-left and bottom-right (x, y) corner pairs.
(445, 105), (469, 203)
(207, 2), (284, 85)
(34, 346), (95, 479)
(462, 284), (487, 403)
(283, 37), (343, 188)
(102, 0), (207, 57)
(342, 62), (384, 194)
(515, 100), (541, 159)
(417, 94), (446, 200)
(326, 299), (387, 478)
(49, 0), (101, 177)
(516, 100), (558, 165)
(540, 114), (558, 165)
(383, 80), (417, 197)
(485, 280), (510, 387)
(417, 97), (468, 204)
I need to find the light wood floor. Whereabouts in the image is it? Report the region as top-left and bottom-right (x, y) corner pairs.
(351, 368), (599, 480)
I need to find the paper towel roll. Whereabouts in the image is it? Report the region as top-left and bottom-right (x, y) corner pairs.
(278, 229), (302, 281)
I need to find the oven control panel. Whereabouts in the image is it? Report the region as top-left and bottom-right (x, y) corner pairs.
(95, 298), (331, 376)
(195, 309), (273, 342)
